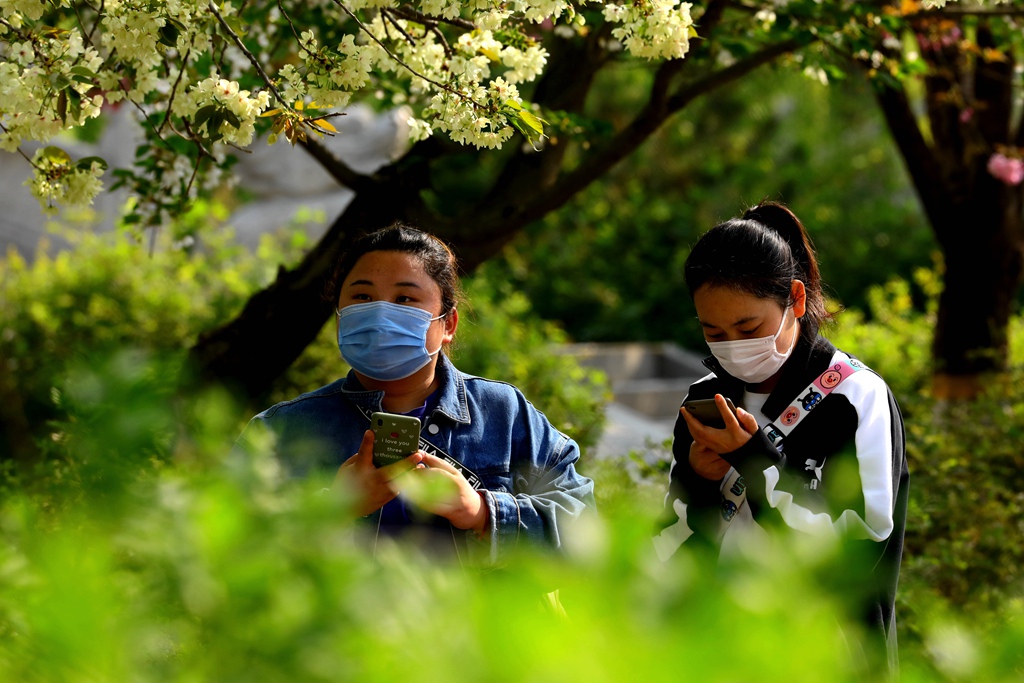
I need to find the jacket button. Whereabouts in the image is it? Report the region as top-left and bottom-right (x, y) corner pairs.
(427, 424), (440, 435)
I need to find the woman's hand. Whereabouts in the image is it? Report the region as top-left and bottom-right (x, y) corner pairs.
(333, 429), (424, 517)
(405, 454), (489, 535)
(688, 441), (732, 481)
(680, 394), (760, 474)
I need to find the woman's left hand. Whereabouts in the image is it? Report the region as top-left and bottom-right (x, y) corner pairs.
(404, 454), (489, 535)
(680, 393), (760, 456)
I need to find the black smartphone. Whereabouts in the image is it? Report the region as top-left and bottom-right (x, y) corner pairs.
(682, 397), (738, 429)
(370, 412), (421, 468)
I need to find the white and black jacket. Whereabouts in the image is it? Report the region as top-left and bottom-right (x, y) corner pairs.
(655, 334), (909, 656)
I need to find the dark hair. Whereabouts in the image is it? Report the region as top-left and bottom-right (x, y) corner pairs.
(325, 222), (463, 316)
(684, 201), (831, 342)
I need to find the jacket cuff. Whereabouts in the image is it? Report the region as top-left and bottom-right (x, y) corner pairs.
(721, 430), (785, 486)
(472, 489), (520, 563)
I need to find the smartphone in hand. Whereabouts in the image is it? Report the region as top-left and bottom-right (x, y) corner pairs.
(682, 397), (738, 429)
(370, 412), (421, 468)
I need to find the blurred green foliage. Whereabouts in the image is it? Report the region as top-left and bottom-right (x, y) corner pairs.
(828, 272), (1024, 624)
(0, 208), (309, 465)
(0, 215), (607, 468)
(1, 200), (1023, 681)
(1, 342), (1022, 681)
(487, 67), (935, 350)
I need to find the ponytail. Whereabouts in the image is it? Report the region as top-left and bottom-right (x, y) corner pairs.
(684, 200), (831, 342)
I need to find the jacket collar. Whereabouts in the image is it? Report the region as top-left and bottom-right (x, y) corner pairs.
(339, 354), (471, 425)
(702, 334), (837, 420)
(432, 354), (472, 425)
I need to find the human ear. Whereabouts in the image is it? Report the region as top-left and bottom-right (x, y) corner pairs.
(791, 280), (807, 318)
(443, 308), (459, 343)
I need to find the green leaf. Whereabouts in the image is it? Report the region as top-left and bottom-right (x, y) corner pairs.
(67, 88), (82, 122)
(194, 105), (218, 129)
(70, 66), (98, 80)
(51, 73), (73, 91)
(76, 156), (109, 172)
(517, 110), (546, 136)
(57, 90), (68, 124)
(206, 112), (224, 136)
(222, 110), (241, 129)
(158, 23), (180, 48)
(41, 146), (72, 166)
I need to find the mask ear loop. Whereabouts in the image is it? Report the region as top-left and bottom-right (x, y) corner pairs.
(427, 308), (456, 357)
(776, 307), (798, 358)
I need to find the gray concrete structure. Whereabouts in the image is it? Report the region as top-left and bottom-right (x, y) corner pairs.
(562, 342), (709, 461)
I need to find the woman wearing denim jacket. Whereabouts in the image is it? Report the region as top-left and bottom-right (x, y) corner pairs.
(236, 223), (595, 561)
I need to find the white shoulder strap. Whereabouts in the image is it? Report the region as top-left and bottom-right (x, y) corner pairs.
(714, 351), (871, 534)
(761, 350), (871, 452)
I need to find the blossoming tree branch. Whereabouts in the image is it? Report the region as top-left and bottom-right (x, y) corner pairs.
(1, 0), (696, 219)
(1, 0), (1021, 397)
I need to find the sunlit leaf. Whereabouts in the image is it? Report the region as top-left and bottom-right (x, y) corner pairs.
(982, 48), (1007, 63)
(518, 110), (546, 136)
(41, 146), (72, 165)
(309, 119), (337, 134)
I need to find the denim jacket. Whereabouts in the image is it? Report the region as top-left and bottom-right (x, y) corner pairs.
(236, 355), (595, 561)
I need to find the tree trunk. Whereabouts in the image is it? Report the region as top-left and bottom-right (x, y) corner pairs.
(186, 178), (426, 401)
(931, 173), (1024, 394)
(872, 20), (1024, 398)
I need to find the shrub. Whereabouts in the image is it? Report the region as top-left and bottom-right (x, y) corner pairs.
(825, 272), (1024, 627)
(1, 218), (608, 474)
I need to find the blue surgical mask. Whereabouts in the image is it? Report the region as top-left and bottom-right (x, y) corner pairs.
(337, 301), (446, 381)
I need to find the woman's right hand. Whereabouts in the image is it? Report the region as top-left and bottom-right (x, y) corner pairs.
(333, 429), (424, 517)
(688, 441), (732, 481)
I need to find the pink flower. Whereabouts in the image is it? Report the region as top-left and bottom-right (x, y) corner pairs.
(987, 153), (1024, 186)
(959, 107), (974, 123)
(940, 27), (962, 47)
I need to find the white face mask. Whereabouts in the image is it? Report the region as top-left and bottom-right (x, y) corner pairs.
(706, 308), (797, 384)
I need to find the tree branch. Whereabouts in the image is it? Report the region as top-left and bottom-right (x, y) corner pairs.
(0, 122), (43, 171)
(871, 75), (958, 245)
(298, 135), (376, 192)
(530, 38), (802, 223)
(208, 1), (290, 108)
(446, 36), (803, 268)
(326, 0), (486, 109)
(387, 5), (476, 31)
